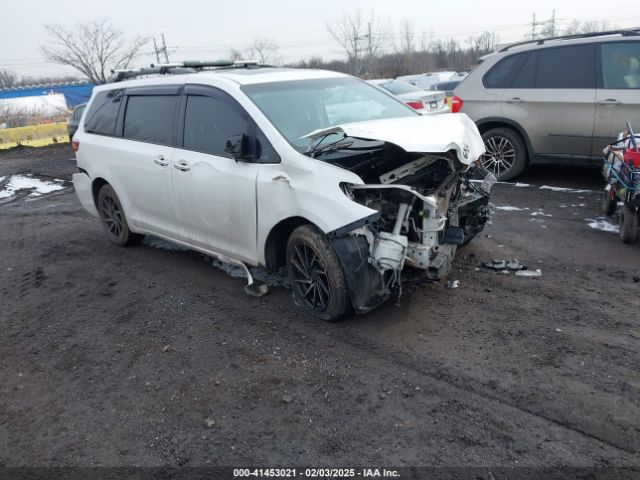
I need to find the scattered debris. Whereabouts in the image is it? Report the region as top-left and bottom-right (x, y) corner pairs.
(483, 259), (525, 271)
(515, 269), (542, 278)
(445, 280), (460, 289)
(204, 418), (216, 428)
(282, 394), (293, 404)
(555, 328), (562, 333)
(161, 345), (171, 353)
(514, 182), (530, 187)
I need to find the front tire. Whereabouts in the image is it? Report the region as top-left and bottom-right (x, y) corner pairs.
(97, 184), (143, 246)
(479, 127), (527, 181)
(286, 225), (351, 322)
(619, 205), (639, 244)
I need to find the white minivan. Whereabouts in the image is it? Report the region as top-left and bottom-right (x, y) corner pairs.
(73, 62), (492, 321)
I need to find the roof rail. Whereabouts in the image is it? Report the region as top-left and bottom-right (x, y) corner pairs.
(108, 60), (266, 83)
(499, 27), (640, 52)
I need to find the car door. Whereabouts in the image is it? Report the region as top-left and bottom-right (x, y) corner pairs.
(500, 44), (597, 157)
(593, 41), (640, 155)
(106, 87), (180, 237)
(171, 85), (261, 263)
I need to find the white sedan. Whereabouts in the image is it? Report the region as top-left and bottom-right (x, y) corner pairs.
(367, 79), (449, 115)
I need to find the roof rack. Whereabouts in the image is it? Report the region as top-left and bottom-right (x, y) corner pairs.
(108, 60), (266, 83)
(499, 27), (640, 52)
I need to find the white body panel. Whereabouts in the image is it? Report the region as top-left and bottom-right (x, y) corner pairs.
(73, 68), (483, 271)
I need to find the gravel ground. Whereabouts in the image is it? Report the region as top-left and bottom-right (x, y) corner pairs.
(0, 144), (639, 470)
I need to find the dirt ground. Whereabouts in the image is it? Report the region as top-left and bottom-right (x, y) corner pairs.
(0, 144), (639, 470)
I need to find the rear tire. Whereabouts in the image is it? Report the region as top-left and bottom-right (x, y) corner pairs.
(601, 189), (617, 216)
(97, 184), (143, 246)
(619, 205), (639, 244)
(479, 127), (527, 181)
(286, 225), (351, 322)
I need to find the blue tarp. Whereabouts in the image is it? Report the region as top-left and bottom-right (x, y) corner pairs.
(0, 83), (94, 108)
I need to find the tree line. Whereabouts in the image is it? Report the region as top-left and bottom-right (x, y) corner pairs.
(0, 15), (619, 89)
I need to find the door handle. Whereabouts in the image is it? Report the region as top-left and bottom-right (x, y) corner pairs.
(506, 97), (525, 104)
(597, 98), (621, 105)
(173, 160), (190, 172)
(153, 155), (168, 167)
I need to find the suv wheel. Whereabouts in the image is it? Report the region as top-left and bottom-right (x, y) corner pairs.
(480, 128), (527, 181)
(619, 205), (639, 244)
(286, 225), (351, 322)
(97, 184), (143, 246)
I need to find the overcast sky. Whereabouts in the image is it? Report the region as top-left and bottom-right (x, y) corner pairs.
(2, 0), (639, 79)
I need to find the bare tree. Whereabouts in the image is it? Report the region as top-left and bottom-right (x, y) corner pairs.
(245, 37), (281, 65)
(468, 31), (498, 59)
(327, 10), (386, 77)
(564, 19), (613, 35)
(227, 48), (244, 61)
(0, 69), (18, 89)
(392, 19), (416, 75)
(40, 20), (148, 84)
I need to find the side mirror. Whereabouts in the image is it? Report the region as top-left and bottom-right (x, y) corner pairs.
(225, 134), (253, 162)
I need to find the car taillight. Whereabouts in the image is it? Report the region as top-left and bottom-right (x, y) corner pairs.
(450, 95), (463, 113)
(72, 140), (80, 152)
(405, 100), (424, 110)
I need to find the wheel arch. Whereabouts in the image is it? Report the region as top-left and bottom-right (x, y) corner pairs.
(475, 117), (533, 162)
(263, 216), (318, 269)
(91, 177), (110, 210)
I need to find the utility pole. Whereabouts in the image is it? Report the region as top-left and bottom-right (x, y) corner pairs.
(153, 34), (170, 64)
(550, 9), (556, 37)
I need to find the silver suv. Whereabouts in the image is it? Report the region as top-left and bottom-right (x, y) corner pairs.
(455, 29), (640, 180)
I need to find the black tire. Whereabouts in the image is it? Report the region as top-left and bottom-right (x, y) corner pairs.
(619, 205), (639, 244)
(601, 189), (617, 216)
(286, 224), (351, 322)
(97, 184), (143, 246)
(479, 127), (527, 181)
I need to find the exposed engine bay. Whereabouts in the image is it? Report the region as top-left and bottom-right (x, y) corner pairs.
(305, 134), (495, 313)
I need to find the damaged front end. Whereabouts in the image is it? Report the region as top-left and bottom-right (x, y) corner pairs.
(310, 116), (495, 313)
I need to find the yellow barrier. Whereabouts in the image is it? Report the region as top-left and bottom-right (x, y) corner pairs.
(0, 122), (70, 150)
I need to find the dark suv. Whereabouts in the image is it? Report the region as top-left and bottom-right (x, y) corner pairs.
(455, 29), (640, 179)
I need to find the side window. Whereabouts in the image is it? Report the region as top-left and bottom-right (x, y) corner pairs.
(601, 42), (640, 89)
(483, 54), (523, 88)
(84, 90), (123, 136)
(511, 52), (537, 88)
(123, 95), (178, 145)
(183, 95), (248, 157)
(536, 45), (595, 88)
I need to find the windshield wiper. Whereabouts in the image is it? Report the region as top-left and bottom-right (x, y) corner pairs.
(306, 135), (355, 158)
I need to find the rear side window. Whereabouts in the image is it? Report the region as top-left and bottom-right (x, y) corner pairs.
(601, 42), (640, 89)
(84, 90), (123, 136)
(123, 95), (178, 145)
(511, 52), (537, 88)
(536, 45), (595, 88)
(184, 95), (247, 157)
(483, 54), (523, 88)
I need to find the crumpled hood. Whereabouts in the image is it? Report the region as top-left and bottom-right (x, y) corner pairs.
(306, 113), (485, 165)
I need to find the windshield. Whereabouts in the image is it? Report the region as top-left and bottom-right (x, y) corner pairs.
(242, 77), (417, 150)
(381, 81), (422, 95)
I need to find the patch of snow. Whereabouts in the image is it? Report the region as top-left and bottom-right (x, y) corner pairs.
(531, 211), (552, 217)
(491, 204), (529, 211)
(0, 174), (66, 199)
(540, 185), (592, 193)
(586, 218), (619, 233)
(514, 182), (530, 187)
